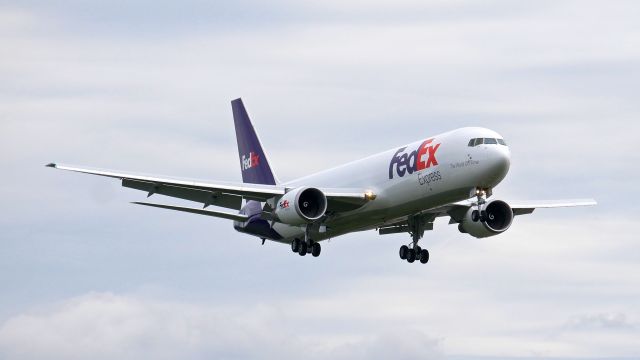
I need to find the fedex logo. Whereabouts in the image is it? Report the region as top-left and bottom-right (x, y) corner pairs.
(388, 139), (440, 179)
(241, 152), (260, 171)
(279, 200), (290, 209)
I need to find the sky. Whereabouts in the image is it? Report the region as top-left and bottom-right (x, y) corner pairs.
(1, 0), (639, 359)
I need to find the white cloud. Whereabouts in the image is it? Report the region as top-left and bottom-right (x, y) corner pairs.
(563, 313), (635, 331)
(0, 292), (442, 360)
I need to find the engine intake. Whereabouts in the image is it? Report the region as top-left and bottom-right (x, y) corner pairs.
(274, 187), (327, 225)
(459, 200), (514, 238)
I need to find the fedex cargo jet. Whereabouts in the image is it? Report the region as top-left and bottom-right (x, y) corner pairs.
(47, 99), (596, 264)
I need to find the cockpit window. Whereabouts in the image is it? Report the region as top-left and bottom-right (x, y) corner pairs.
(469, 137), (507, 146)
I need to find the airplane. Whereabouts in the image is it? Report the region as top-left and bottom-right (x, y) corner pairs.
(47, 98), (596, 264)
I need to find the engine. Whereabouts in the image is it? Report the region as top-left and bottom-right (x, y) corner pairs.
(274, 187), (327, 225)
(458, 200), (514, 238)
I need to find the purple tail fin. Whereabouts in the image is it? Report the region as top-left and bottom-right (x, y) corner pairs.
(232, 98), (277, 185)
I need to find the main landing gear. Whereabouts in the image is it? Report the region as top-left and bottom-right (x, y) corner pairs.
(399, 244), (429, 264)
(398, 214), (430, 265)
(291, 238), (321, 257)
(290, 225), (321, 257)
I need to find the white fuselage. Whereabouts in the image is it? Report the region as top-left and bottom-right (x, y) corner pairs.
(269, 127), (511, 242)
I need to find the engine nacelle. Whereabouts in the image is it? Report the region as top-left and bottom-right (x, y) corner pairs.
(274, 187), (327, 225)
(459, 200), (514, 238)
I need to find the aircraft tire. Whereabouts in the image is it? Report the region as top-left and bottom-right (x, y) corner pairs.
(311, 242), (321, 257)
(407, 249), (416, 263)
(291, 239), (301, 253)
(471, 210), (480, 222)
(399, 245), (409, 259)
(414, 245), (422, 254)
(419, 249), (430, 264)
(298, 242), (308, 256)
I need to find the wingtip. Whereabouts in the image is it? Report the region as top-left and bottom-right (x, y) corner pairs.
(45, 163), (57, 168)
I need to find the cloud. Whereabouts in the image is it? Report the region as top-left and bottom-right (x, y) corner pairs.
(563, 313), (635, 331)
(0, 292), (442, 360)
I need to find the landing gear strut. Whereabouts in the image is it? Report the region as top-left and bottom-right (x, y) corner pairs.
(398, 215), (430, 265)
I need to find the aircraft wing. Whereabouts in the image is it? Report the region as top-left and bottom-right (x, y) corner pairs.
(506, 199), (598, 215)
(377, 198), (597, 235)
(46, 163), (372, 211)
(440, 198), (598, 218)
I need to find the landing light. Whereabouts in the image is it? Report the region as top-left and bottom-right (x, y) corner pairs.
(364, 191), (377, 200)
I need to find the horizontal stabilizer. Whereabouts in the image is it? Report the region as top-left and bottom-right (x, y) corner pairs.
(131, 202), (249, 222)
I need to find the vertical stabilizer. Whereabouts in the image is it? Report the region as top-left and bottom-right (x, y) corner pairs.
(232, 98), (277, 185)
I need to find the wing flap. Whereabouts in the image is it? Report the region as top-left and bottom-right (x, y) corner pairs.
(122, 179), (242, 210)
(131, 202), (249, 221)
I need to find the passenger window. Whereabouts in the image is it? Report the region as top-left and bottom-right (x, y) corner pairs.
(468, 139), (475, 147)
(484, 138), (497, 144)
(497, 138), (506, 145)
(474, 138), (483, 146)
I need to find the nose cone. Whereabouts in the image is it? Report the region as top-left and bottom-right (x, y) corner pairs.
(484, 145), (511, 186)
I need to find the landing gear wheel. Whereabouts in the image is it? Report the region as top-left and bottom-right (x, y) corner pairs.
(298, 242), (308, 256)
(414, 245), (422, 254)
(399, 245), (409, 259)
(419, 249), (430, 264)
(311, 242), (321, 257)
(480, 210), (488, 222)
(291, 239), (301, 253)
(471, 210), (480, 222)
(407, 249), (416, 263)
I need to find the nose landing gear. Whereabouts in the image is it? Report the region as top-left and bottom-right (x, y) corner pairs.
(471, 187), (490, 223)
